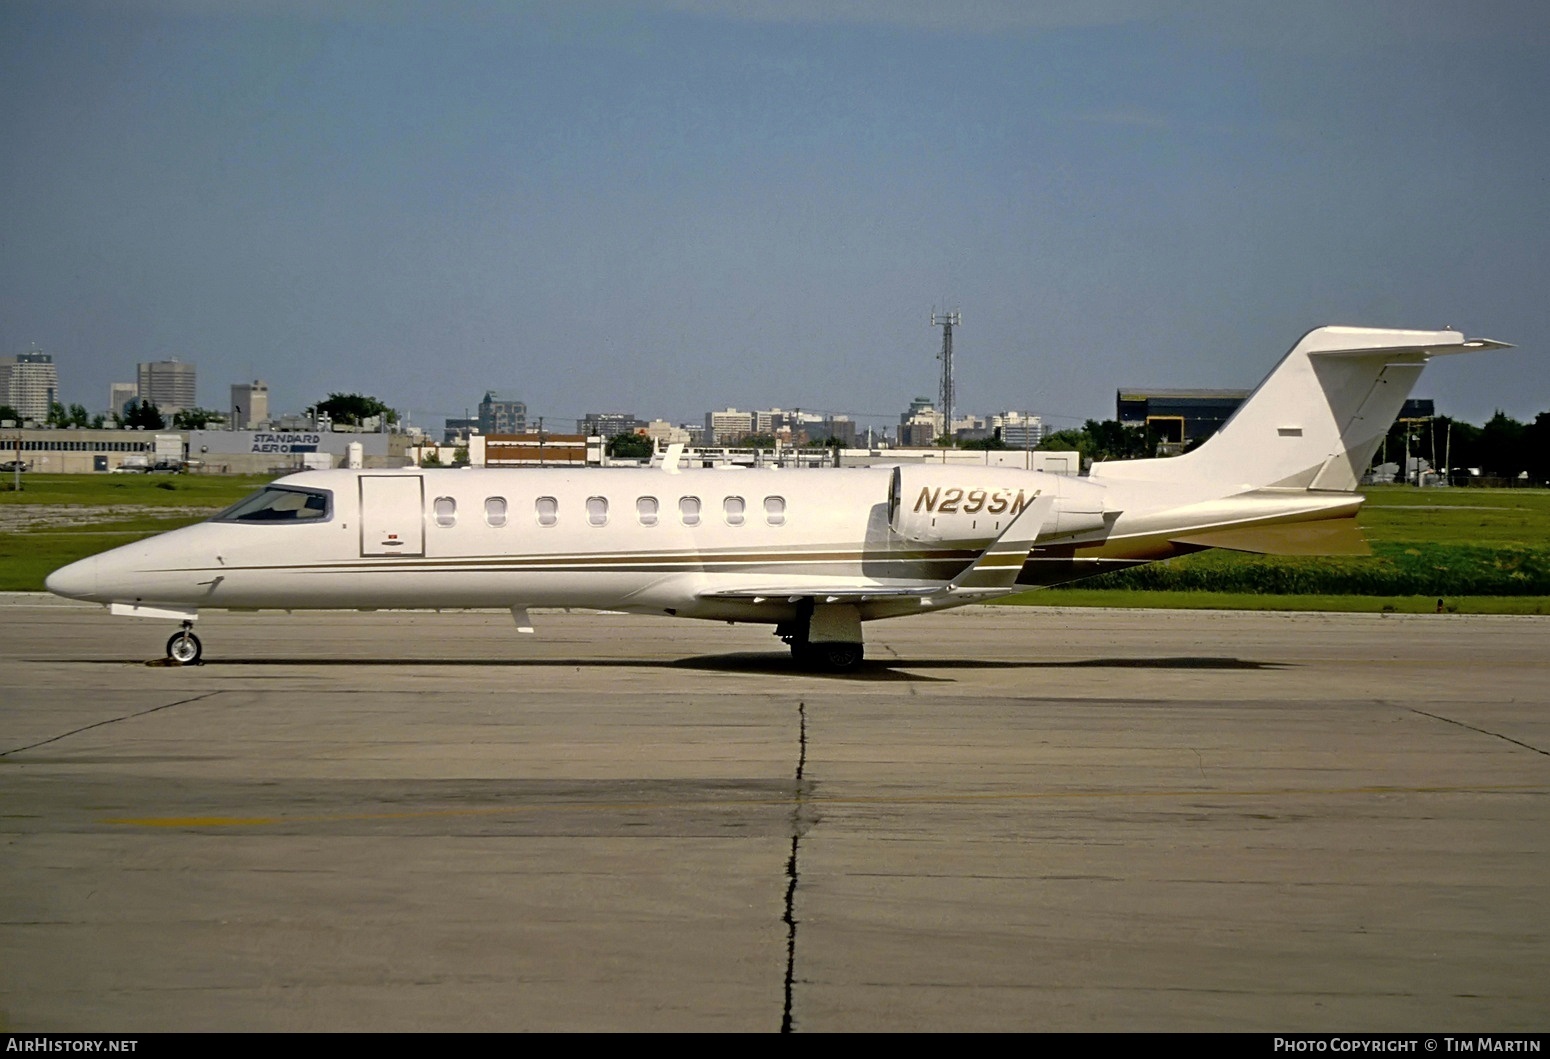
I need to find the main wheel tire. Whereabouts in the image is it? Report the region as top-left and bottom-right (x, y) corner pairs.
(813, 641), (863, 672)
(166, 630), (202, 664)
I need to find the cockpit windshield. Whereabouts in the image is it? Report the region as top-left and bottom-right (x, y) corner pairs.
(212, 486), (331, 523)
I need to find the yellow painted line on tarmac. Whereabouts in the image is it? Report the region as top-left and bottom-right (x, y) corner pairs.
(101, 782), (1548, 828)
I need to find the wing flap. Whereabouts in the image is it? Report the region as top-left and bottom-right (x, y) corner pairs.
(697, 585), (940, 605)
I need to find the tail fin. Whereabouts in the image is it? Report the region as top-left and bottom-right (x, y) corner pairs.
(1092, 326), (1511, 491)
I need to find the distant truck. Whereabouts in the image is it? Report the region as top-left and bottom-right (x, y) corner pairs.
(153, 434), (184, 463)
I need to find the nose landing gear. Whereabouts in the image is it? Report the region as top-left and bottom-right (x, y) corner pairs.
(166, 621), (203, 664)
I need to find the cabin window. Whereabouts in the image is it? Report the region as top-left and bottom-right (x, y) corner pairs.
(212, 486), (331, 523)
(433, 496), (457, 527)
(637, 496), (659, 526)
(587, 496), (609, 526)
(724, 496), (746, 526)
(764, 496), (786, 526)
(485, 497), (508, 527)
(536, 496), (558, 527)
(679, 496), (701, 526)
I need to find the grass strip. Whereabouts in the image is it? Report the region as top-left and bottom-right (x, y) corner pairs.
(997, 590), (1550, 614)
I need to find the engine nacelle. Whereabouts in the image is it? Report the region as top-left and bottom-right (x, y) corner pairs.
(888, 466), (1044, 544)
(888, 465), (1115, 544)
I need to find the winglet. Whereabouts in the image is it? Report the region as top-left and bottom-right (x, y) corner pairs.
(940, 492), (1054, 598)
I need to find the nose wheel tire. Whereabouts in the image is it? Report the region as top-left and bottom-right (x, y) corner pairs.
(166, 630), (202, 664)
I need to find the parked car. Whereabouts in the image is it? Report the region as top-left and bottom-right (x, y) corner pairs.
(0, 460), (26, 473)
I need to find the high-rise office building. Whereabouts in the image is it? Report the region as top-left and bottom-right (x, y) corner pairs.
(137, 359), (197, 414)
(577, 412), (643, 439)
(0, 352), (59, 422)
(817, 415), (857, 447)
(478, 392), (527, 434)
(705, 408), (755, 445)
(989, 411), (1043, 449)
(230, 380), (269, 429)
(109, 382), (139, 418)
(899, 396), (940, 447)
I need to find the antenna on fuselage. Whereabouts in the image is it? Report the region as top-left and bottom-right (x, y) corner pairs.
(661, 442), (684, 474)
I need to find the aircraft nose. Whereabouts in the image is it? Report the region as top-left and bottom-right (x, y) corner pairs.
(46, 554), (100, 600)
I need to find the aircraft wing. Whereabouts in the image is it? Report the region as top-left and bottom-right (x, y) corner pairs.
(696, 585), (950, 605)
(698, 493), (1055, 607)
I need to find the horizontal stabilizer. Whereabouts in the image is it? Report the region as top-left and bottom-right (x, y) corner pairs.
(1171, 518), (1370, 556)
(1308, 338), (1512, 359)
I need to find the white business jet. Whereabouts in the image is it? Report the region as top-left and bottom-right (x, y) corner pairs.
(46, 326), (1509, 670)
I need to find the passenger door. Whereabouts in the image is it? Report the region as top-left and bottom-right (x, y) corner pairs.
(359, 475), (425, 557)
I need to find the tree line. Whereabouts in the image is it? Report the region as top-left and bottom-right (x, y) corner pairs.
(0, 401), (227, 430)
(1, 392), (397, 432)
(1029, 410), (1550, 482)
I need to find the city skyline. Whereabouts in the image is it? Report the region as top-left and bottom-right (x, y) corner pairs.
(3, 338), (1536, 450)
(3, 2), (1546, 432)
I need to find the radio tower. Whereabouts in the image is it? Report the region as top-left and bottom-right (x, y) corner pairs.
(932, 309), (961, 443)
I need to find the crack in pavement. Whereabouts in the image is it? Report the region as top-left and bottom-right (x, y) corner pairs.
(1, 692), (222, 757)
(782, 700), (808, 1033)
(1404, 705), (1550, 757)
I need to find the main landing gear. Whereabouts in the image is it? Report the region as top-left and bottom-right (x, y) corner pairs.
(166, 620), (203, 664)
(789, 639), (865, 672)
(777, 601), (865, 673)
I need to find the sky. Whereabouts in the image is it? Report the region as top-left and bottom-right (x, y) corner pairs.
(2, 0), (1547, 435)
